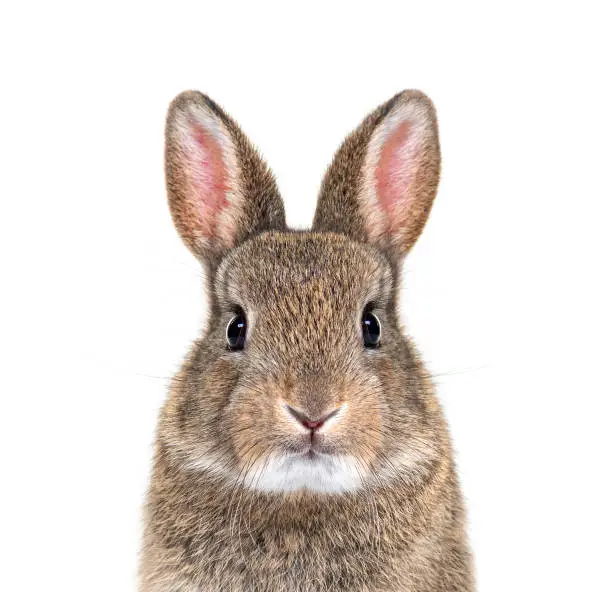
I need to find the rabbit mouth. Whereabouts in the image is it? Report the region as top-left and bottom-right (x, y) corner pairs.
(284, 434), (337, 458)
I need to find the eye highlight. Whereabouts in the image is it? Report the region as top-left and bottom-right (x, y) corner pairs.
(362, 310), (381, 348)
(226, 312), (247, 350)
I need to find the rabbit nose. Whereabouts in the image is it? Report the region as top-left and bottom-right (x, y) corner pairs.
(284, 404), (341, 431)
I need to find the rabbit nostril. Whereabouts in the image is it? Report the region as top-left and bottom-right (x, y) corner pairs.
(285, 404), (341, 432)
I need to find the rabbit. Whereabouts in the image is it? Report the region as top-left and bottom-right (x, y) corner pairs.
(140, 89), (474, 592)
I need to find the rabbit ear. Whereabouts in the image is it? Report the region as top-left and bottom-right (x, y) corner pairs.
(312, 91), (440, 261)
(165, 91), (286, 266)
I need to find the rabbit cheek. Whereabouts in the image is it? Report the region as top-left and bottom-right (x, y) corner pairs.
(224, 380), (284, 469)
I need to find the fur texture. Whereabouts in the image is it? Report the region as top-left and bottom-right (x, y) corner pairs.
(140, 90), (474, 591)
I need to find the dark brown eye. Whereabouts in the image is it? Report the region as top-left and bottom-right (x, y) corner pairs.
(362, 311), (381, 348)
(226, 313), (247, 350)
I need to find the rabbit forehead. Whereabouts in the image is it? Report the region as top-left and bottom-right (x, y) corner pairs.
(216, 231), (393, 306)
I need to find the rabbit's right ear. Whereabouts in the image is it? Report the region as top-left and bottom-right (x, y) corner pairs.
(312, 91), (440, 263)
(165, 91), (286, 267)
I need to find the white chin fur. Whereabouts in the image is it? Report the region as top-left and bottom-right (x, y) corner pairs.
(186, 451), (366, 493)
(241, 453), (364, 494)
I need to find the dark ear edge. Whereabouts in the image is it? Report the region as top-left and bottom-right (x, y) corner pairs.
(312, 90), (440, 261)
(165, 91), (286, 269)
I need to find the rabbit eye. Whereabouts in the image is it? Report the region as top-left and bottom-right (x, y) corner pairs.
(226, 313), (247, 351)
(362, 311), (381, 348)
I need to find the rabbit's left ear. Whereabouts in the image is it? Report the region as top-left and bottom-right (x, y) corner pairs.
(312, 90), (440, 261)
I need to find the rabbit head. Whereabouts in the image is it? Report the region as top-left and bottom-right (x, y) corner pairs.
(162, 90), (442, 495)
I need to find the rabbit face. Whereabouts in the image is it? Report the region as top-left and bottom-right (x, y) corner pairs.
(171, 231), (440, 494)
(162, 89), (442, 494)
(213, 232), (391, 492)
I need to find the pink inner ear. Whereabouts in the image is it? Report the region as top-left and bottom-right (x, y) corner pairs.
(375, 121), (418, 232)
(183, 119), (229, 239)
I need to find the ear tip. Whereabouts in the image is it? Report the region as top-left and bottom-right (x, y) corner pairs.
(395, 88), (435, 104)
(169, 89), (203, 109)
(393, 89), (438, 120)
(167, 90), (220, 120)
(168, 90), (205, 114)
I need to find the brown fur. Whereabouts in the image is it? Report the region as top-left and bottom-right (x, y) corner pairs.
(140, 91), (474, 591)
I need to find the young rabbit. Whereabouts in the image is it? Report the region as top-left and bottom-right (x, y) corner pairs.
(140, 90), (474, 591)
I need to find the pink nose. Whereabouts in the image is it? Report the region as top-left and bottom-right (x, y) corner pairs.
(285, 404), (340, 431)
(303, 418), (326, 430)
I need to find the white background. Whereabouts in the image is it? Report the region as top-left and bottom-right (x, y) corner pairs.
(1, 2), (611, 590)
